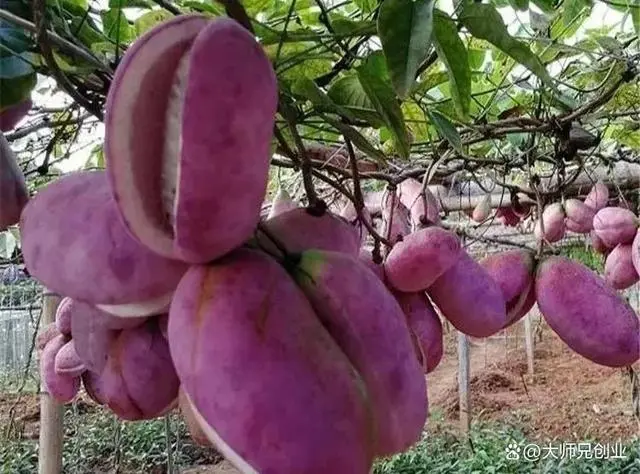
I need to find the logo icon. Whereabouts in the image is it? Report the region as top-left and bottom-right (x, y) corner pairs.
(505, 442), (521, 460)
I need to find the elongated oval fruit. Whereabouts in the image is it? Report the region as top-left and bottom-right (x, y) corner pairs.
(479, 249), (536, 327)
(380, 190), (410, 246)
(82, 370), (108, 406)
(105, 16), (278, 264)
(0, 99), (32, 132)
(393, 292), (443, 374)
(396, 178), (440, 228)
(535, 256), (639, 367)
(384, 227), (462, 292)
(428, 251), (508, 338)
(605, 244), (639, 290)
(632, 230), (640, 277)
(40, 334), (80, 403)
(590, 229), (611, 255)
(54, 340), (86, 377)
(20, 171), (188, 310)
(584, 180), (609, 211)
(0, 132), (29, 231)
(55, 297), (73, 335)
(359, 249), (385, 281)
(471, 194), (492, 223)
(267, 187), (297, 220)
(564, 199), (595, 234)
(178, 386), (210, 446)
(495, 206), (520, 227)
(534, 203), (566, 243)
(257, 207), (360, 256)
(593, 207), (639, 247)
(37, 323), (60, 354)
(294, 250), (426, 457)
(168, 249), (374, 474)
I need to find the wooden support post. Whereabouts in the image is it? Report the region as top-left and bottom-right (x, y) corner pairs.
(457, 331), (470, 434)
(38, 291), (63, 474)
(524, 313), (535, 377)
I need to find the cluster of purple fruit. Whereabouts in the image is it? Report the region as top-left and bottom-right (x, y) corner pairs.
(12, 14), (640, 474)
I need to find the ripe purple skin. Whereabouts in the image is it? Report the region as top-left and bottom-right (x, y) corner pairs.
(396, 178), (440, 228)
(0, 99), (32, 132)
(37, 323), (60, 354)
(536, 256), (639, 367)
(258, 207), (361, 256)
(632, 230), (640, 277)
(496, 207), (520, 227)
(54, 340), (86, 377)
(584, 180), (609, 211)
(590, 229), (611, 255)
(428, 251), (508, 338)
(384, 227), (462, 292)
(564, 199), (595, 234)
(605, 244), (639, 290)
(593, 207), (639, 247)
(393, 292), (443, 374)
(20, 171), (188, 307)
(381, 190), (410, 245)
(534, 203), (566, 243)
(105, 16), (278, 264)
(168, 249), (374, 474)
(0, 133), (29, 231)
(479, 249), (536, 327)
(295, 250), (427, 457)
(55, 297), (73, 335)
(40, 334), (80, 403)
(358, 249), (385, 281)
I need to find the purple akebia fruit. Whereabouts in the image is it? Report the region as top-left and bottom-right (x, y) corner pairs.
(584, 180), (609, 211)
(178, 386), (210, 446)
(536, 256), (640, 367)
(267, 187), (297, 220)
(564, 199), (595, 234)
(632, 230), (640, 277)
(471, 194), (492, 223)
(20, 171), (188, 317)
(590, 230), (611, 255)
(168, 248), (374, 474)
(0, 99), (32, 132)
(605, 244), (639, 290)
(0, 133), (29, 231)
(495, 206), (520, 227)
(54, 340), (86, 377)
(358, 249), (385, 281)
(593, 207), (639, 247)
(55, 297), (73, 335)
(534, 203), (566, 243)
(380, 190), (411, 247)
(339, 200), (372, 247)
(294, 250), (426, 457)
(427, 251), (508, 338)
(37, 323), (61, 355)
(104, 16), (278, 264)
(479, 250), (536, 327)
(257, 207), (360, 256)
(82, 370), (108, 405)
(40, 334), (80, 403)
(396, 178), (440, 229)
(393, 291), (443, 374)
(384, 227), (462, 292)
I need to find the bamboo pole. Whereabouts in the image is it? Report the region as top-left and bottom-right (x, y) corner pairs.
(457, 331), (470, 434)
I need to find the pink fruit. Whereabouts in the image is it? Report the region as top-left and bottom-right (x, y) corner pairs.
(54, 340), (86, 377)
(380, 190), (410, 245)
(359, 249), (385, 281)
(40, 334), (80, 403)
(590, 230), (611, 255)
(55, 297), (73, 335)
(393, 292), (443, 374)
(0, 133), (29, 231)
(564, 199), (595, 233)
(178, 386), (210, 446)
(396, 178), (440, 228)
(632, 230), (640, 277)
(267, 187), (297, 219)
(471, 194), (491, 223)
(258, 207), (360, 256)
(20, 171), (188, 312)
(593, 207), (639, 247)
(384, 227), (462, 292)
(340, 200), (371, 247)
(479, 249), (536, 327)
(37, 323), (61, 354)
(534, 203), (566, 242)
(535, 256), (639, 367)
(495, 206), (520, 227)
(294, 250), (426, 457)
(0, 99), (32, 131)
(82, 370), (108, 405)
(427, 251), (508, 338)
(584, 180), (609, 211)
(363, 191), (385, 216)
(604, 244), (639, 290)
(105, 16), (278, 264)
(168, 249), (373, 473)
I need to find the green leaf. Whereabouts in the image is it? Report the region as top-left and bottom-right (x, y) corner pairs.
(357, 52), (410, 159)
(0, 27), (32, 57)
(509, 0), (529, 10)
(633, 1), (640, 35)
(329, 16), (377, 36)
(0, 72), (36, 109)
(323, 115), (387, 164)
(426, 109), (462, 152)
(292, 77), (355, 121)
(134, 10), (173, 37)
(0, 232), (17, 259)
(468, 48), (486, 70)
(531, 0), (556, 13)
(327, 74), (385, 127)
(0, 55), (34, 79)
(562, 0), (591, 26)
(109, 0), (151, 7)
(102, 9), (133, 43)
(354, 0), (377, 13)
(432, 9), (471, 118)
(377, 0), (436, 98)
(460, 3), (555, 90)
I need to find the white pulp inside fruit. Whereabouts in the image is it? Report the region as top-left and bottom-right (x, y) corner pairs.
(162, 51), (190, 230)
(96, 292), (173, 318)
(184, 391), (258, 474)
